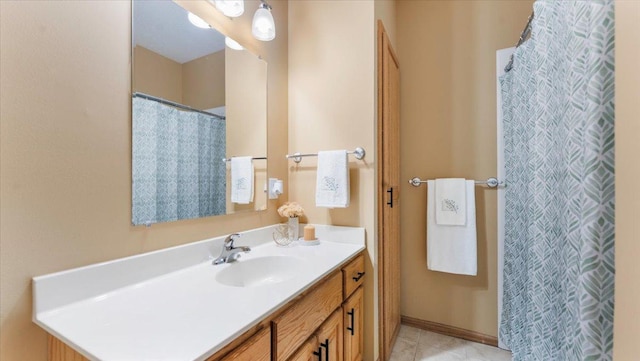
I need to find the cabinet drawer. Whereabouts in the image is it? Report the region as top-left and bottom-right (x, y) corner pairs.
(272, 272), (343, 361)
(219, 327), (270, 361)
(342, 254), (365, 299)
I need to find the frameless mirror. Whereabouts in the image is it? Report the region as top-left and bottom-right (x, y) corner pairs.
(131, 0), (268, 226)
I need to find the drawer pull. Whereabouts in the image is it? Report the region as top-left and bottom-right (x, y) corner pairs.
(320, 339), (330, 361)
(352, 272), (365, 282)
(313, 348), (322, 361)
(347, 308), (355, 336)
(387, 187), (393, 207)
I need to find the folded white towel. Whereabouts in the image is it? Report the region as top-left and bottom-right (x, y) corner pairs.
(435, 178), (467, 225)
(315, 150), (349, 208)
(231, 157), (254, 204)
(427, 180), (477, 276)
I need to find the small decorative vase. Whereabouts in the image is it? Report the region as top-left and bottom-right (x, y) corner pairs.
(272, 224), (291, 246)
(287, 216), (299, 243)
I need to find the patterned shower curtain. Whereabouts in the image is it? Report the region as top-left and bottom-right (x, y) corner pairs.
(500, 1), (614, 360)
(132, 97), (226, 225)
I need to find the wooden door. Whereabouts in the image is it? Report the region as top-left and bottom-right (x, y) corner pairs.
(343, 286), (364, 361)
(377, 20), (401, 361)
(316, 309), (344, 361)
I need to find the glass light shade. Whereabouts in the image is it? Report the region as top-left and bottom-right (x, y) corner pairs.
(188, 12), (210, 29)
(225, 37), (244, 51)
(252, 7), (275, 41)
(214, 0), (244, 18)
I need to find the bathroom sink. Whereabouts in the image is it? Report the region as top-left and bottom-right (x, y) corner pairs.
(215, 256), (305, 287)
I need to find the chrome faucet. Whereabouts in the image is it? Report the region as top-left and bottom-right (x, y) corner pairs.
(212, 233), (251, 265)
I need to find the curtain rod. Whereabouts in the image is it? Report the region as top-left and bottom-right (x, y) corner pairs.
(504, 11), (535, 73)
(132, 92), (226, 120)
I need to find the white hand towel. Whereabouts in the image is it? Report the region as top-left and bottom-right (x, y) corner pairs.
(427, 180), (477, 276)
(435, 178), (467, 225)
(315, 150), (350, 208)
(231, 157), (254, 204)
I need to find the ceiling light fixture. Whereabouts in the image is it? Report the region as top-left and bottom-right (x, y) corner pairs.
(252, 0), (275, 41)
(188, 12), (210, 29)
(211, 0), (244, 18)
(225, 37), (244, 50)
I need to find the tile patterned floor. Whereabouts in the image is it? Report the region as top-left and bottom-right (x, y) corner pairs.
(389, 325), (512, 361)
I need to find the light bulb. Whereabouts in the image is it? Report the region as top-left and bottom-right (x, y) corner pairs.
(213, 0), (244, 18)
(252, 4), (275, 41)
(225, 37), (244, 51)
(188, 12), (210, 29)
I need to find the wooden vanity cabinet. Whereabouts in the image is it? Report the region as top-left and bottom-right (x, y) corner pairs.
(341, 254), (365, 299)
(287, 336), (320, 361)
(315, 309), (344, 361)
(219, 327), (270, 361)
(341, 254), (365, 361)
(272, 272), (343, 360)
(287, 309), (343, 361)
(280, 253), (365, 361)
(342, 286), (364, 361)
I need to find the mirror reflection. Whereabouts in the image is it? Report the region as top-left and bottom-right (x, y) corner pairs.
(132, 0), (268, 226)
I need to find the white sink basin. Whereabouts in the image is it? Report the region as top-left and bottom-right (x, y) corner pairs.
(215, 256), (305, 287)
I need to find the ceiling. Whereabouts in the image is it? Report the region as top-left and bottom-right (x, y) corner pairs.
(133, 0), (225, 64)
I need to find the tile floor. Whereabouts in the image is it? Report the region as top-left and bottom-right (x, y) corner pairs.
(389, 325), (512, 361)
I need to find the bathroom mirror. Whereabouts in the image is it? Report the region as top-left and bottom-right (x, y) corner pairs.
(131, 0), (268, 226)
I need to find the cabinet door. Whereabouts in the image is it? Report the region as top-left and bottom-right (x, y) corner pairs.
(272, 272), (343, 361)
(316, 309), (344, 361)
(287, 336), (320, 361)
(343, 286), (364, 361)
(220, 327), (270, 361)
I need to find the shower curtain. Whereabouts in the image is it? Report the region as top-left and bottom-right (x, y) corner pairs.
(132, 97), (226, 225)
(499, 1), (614, 360)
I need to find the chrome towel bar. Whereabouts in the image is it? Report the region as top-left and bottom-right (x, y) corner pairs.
(222, 156), (267, 163)
(286, 147), (366, 164)
(409, 177), (505, 188)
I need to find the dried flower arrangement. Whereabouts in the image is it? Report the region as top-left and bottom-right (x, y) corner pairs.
(277, 202), (305, 218)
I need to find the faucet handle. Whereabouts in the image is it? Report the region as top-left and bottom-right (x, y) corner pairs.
(225, 233), (241, 248)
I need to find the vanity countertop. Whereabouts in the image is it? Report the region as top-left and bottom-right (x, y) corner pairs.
(32, 224), (365, 361)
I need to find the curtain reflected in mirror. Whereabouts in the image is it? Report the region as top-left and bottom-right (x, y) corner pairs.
(132, 97), (226, 225)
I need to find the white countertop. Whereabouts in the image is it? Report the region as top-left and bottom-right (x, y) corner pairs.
(33, 224), (365, 361)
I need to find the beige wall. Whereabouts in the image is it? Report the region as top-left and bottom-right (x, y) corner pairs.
(133, 45), (183, 103)
(614, 1), (640, 360)
(375, 0), (396, 47)
(134, 46), (226, 110)
(288, 1), (377, 359)
(396, 0), (533, 337)
(0, 0), (288, 360)
(182, 49), (226, 110)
